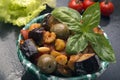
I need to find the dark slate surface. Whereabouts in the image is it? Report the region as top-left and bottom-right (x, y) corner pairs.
(0, 0), (120, 80)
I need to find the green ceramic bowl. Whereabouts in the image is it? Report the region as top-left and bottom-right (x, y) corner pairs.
(16, 13), (109, 80)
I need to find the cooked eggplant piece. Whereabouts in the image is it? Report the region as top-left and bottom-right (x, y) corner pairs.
(74, 53), (100, 76)
(55, 64), (73, 77)
(67, 54), (81, 71)
(41, 14), (59, 31)
(28, 27), (44, 46)
(20, 39), (38, 59)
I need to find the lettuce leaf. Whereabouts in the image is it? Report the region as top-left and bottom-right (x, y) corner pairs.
(0, 0), (56, 27)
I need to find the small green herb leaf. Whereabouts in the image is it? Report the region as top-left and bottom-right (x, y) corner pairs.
(51, 7), (82, 32)
(82, 3), (100, 32)
(65, 33), (88, 54)
(86, 33), (116, 62)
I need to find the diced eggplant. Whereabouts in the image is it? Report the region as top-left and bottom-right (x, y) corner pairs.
(41, 14), (51, 31)
(55, 64), (73, 77)
(67, 54), (81, 71)
(20, 39), (38, 59)
(74, 53), (100, 76)
(28, 27), (44, 46)
(41, 14), (59, 31)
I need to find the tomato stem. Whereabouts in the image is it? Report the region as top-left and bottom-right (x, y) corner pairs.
(105, 0), (109, 4)
(90, 0), (98, 2)
(75, 0), (83, 3)
(90, 0), (93, 2)
(93, 0), (98, 2)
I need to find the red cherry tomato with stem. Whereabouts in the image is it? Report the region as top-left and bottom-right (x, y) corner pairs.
(100, 0), (114, 16)
(83, 0), (95, 10)
(68, 0), (84, 13)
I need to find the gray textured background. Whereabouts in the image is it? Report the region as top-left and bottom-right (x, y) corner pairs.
(0, 0), (120, 80)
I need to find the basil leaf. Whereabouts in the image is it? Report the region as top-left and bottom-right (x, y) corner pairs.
(82, 2), (100, 32)
(86, 33), (116, 62)
(65, 33), (88, 54)
(51, 7), (82, 32)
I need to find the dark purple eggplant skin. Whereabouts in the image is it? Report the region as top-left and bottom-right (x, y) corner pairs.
(74, 55), (100, 76)
(41, 14), (52, 31)
(20, 39), (38, 59)
(53, 64), (73, 77)
(41, 14), (59, 31)
(28, 27), (44, 46)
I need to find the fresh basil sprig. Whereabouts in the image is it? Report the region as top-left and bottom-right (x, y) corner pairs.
(51, 3), (116, 62)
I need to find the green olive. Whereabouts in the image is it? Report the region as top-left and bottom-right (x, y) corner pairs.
(37, 54), (56, 74)
(50, 23), (70, 40)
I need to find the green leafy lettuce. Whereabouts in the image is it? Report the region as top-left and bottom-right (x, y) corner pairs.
(0, 0), (56, 27)
(52, 3), (116, 62)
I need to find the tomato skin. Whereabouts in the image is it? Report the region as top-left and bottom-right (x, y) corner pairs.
(100, 1), (114, 16)
(20, 30), (29, 40)
(83, 0), (95, 10)
(68, 0), (83, 13)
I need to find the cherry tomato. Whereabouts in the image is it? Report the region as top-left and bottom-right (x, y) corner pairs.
(100, 0), (114, 16)
(83, 0), (95, 10)
(20, 30), (29, 40)
(68, 0), (83, 13)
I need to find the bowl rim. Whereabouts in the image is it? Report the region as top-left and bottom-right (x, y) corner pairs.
(16, 13), (109, 80)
